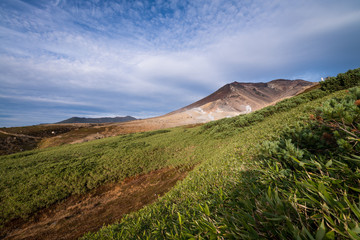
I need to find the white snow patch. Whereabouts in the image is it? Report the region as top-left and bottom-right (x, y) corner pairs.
(246, 105), (252, 113)
(193, 107), (206, 114)
(208, 113), (215, 121)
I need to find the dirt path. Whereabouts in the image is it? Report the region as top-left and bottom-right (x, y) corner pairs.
(2, 167), (191, 240)
(0, 130), (41, 140)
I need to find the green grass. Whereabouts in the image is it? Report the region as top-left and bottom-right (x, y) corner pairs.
(0, 121), (225, 226)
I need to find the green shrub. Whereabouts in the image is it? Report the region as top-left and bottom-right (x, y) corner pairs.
(320, 67), (360, 91)
(255, 87), (360, 239)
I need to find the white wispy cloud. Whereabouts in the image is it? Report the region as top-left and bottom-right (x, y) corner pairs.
(0, 0), (360, 126)
(0, 94), (93, 106)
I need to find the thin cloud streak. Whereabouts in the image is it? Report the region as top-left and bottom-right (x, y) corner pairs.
(0, 94), (93, 106)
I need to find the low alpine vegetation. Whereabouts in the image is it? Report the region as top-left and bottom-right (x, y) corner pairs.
(320, 68), (360, 92)
(253, 87), (360, 239)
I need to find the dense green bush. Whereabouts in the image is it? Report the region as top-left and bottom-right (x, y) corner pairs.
(255, 87), (360, 239)
(320, 67), (360, 92)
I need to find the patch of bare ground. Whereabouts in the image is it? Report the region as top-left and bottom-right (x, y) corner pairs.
(2, 166), (192, 240)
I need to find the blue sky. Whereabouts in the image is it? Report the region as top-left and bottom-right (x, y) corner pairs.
(1, 0), (360, 127)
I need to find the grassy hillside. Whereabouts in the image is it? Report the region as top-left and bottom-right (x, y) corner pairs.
(0, 126), (225, 226)
(1, 67), (359, 239)
(83, 89), (355, 239)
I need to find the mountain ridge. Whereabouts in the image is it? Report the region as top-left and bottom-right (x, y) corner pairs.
(57, 116), (136, 124)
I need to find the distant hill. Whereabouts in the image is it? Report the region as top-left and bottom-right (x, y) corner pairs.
(57, 116), (136, 124)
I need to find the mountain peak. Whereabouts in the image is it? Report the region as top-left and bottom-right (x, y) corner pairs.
(169, 79), (316, 123)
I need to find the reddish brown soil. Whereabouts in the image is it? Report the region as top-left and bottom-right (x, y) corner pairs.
(2, 167), (191, 240)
